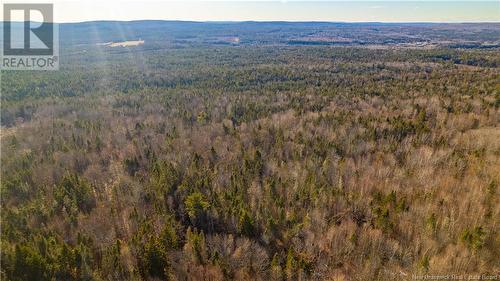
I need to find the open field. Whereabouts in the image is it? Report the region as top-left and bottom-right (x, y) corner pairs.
(105, 40), (145, 47)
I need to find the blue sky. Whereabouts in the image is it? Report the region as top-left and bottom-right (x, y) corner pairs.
(2, 1), (499, 23)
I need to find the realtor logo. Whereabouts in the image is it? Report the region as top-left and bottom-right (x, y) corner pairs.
(2, 3), (59, 70)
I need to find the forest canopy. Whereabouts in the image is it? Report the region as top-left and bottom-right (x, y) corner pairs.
(1, 22), (499, 281)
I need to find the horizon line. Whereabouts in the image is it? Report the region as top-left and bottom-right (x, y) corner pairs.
(3, 19), (500, 24)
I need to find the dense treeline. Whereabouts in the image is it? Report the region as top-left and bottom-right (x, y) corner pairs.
(1, 45), (499, 280)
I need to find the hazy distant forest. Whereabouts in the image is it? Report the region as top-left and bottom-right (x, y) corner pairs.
(1, 22), (499, 280)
